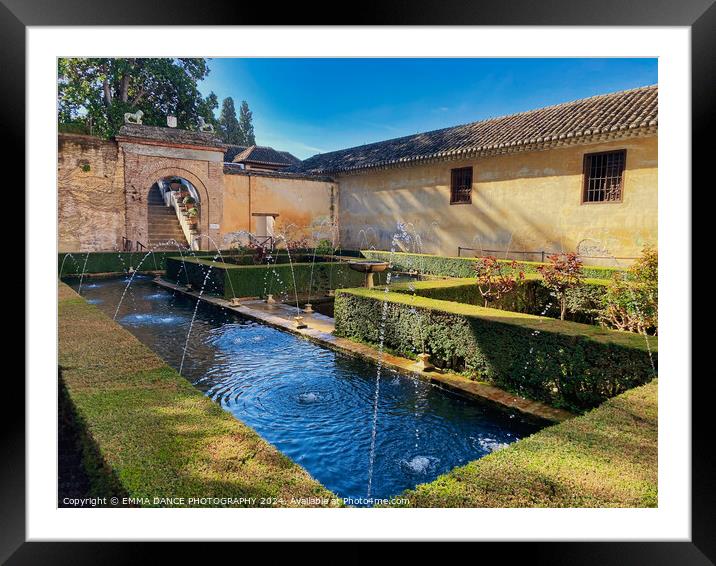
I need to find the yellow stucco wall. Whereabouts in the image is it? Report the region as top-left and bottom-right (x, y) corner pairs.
(337, 136), (657, 263)
(221, 173), (337, 244)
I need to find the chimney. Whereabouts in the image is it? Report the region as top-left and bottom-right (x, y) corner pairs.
(167, 115), (177, 128)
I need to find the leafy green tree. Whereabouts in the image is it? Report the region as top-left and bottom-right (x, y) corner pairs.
(238, 100), (256, 145)
(58, 58), (218, 138)
(600, 246), (658, 335)
(219, 97), (242, 144)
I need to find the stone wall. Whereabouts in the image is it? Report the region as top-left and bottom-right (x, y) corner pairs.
(222, 172), (337, 246)
(58, 134), (125, 252)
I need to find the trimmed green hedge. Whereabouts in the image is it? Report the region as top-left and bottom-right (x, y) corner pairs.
(58, 251), (221, 276)
(361, 250), (621, 280)
(59, 250), (364, 276)
(165, 256), (366, 299)
(334, 288), (657, 412)
(391, 277), (608, 325)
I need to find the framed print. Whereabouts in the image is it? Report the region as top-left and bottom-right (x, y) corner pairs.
(5, 0), (711, 560)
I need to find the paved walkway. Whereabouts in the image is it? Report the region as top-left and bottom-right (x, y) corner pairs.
(154, 278), (573, 423)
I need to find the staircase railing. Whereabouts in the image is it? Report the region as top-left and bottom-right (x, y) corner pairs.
(167, 190), (199, 250)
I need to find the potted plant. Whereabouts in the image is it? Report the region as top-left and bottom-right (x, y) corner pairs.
(182, 195), (196, 211)
(186, 207), (199, 230)
(169, 177), (183, 191)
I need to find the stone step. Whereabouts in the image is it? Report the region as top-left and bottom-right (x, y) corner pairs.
(149, 219), (187, 225)
(149, 230), (186, 236)
(148, 214), (180, 221)
(148, 218), (183, 225)
(150, 233), (186, 239)
(149, 242), (189, 249)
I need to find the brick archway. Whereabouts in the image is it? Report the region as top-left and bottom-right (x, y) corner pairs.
(146, 167), (211, 245)
(119, 134), (225, 251)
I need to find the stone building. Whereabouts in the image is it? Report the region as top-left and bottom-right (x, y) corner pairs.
(294, 84), (658, 262)
(58, 84), (657, 262)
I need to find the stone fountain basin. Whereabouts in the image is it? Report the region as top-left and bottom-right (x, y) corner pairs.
(347, 260), (389, 273)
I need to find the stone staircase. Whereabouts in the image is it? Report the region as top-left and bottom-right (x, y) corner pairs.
(147, 186), (189, 249)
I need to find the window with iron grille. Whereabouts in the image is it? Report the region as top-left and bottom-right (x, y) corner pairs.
(583, 150), (626, 203)
(450, 166), (473, 204)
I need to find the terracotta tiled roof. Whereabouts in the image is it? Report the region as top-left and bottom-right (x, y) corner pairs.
(294, 85), (658, 175)
(223, 144), (248, 162)
(223, 162), (334, 182)
(116, 124), (223, 148)
(229, 145), (301, 167)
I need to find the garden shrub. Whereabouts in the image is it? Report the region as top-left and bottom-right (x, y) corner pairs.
(361, 250), (621, 280)
(474, 256), (525, 307)
(600, 246), (658, 335)
(537, 253), (584, 320)
(334, 288), (657, 412)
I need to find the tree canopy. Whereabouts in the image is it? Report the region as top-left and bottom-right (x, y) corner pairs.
(58, 58), (219, 138)
(219, 97), (257, 146)
(219, 97), (242, 144)
(238, 100), (256, 146)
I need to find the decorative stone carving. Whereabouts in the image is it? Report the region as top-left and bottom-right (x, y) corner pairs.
(124, 110), (144, 125)
(198, 117), (215, 133)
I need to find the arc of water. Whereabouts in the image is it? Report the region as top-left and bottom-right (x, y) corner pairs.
(306, 238), (319, 305)
(367, 222), (413, 499)
(111, 246), (131, 275)
(113, 238), (192, 320)
(58, 253), (81, 278)
(194, 233), (238, 300)
(179, 252), (221, 375)
(113, 250), (157, 319)
(278, 234), (302, 314)
(77, 252), (90, 295)
(306, 219), (337, 304)
(503, 231), (515, 261)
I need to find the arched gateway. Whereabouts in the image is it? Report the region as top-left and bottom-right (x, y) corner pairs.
(116, 124), (224, 251)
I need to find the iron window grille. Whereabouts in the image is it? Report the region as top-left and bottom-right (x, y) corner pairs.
(583, 150), (626, 203)
(450, 166), (473, 204)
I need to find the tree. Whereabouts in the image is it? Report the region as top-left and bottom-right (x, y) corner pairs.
(474, 256), (524, 308)
(537, 253), (584, 320)
(218, 97), (242, 144)
(238, 100), (256, 145)
(58, 58), (218, 138)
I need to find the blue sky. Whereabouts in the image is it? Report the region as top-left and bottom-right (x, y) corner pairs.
(199, 58), (657, 160)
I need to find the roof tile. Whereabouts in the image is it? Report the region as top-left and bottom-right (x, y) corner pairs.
(294, 85), (657, 175)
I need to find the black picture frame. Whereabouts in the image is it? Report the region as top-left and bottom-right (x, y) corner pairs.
(6, 0), (708, 560)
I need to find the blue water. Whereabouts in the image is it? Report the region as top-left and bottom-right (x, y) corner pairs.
(68, 276), (545, 505)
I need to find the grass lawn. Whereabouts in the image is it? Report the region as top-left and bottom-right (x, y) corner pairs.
(58, 282), (337, 507)
(393, 379), (658, 508)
